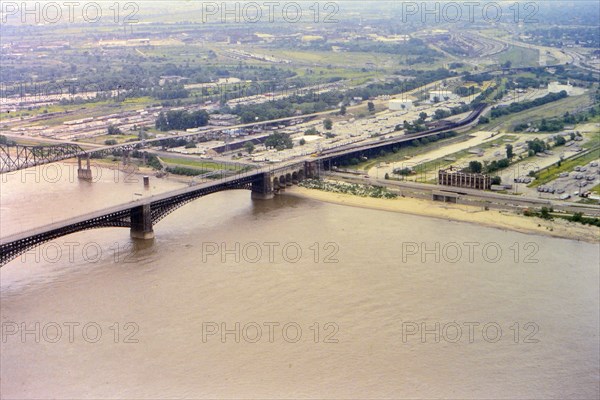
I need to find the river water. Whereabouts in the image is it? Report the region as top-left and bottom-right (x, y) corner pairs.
(1, 163), (598, 399)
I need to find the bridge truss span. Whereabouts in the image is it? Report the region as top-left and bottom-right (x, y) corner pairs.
(0, 143), (86, 173)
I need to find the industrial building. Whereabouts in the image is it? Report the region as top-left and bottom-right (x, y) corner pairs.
(438, 166), (491, 190)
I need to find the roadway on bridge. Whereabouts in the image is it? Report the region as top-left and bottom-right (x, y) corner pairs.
(0, 159), (309, 246)
(0, 105), (493, 246)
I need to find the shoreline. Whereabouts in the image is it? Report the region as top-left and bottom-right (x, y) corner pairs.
(66, 159), (599, 242)
(285, 186), (600, 244)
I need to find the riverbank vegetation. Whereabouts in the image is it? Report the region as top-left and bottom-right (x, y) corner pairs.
(299, 179), (397, 199)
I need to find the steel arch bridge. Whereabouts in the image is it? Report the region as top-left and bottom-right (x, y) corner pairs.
(0, 105), (490, 266)
(0, 160), (313, 266)
(0, 175), (255, 266)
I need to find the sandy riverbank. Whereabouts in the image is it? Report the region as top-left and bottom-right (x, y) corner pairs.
(286, 186), (600, 243)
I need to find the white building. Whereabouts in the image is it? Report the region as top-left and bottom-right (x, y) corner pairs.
(388, 99), (413, 110)
(429, 90), (458, 102)
(548, 81), (574, 95)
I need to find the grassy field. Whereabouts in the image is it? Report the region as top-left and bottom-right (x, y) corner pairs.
(5, 136), (78, 147)
(496, 46), (540, 68)
(84, 134), (140, 145)
(411, 134), (519, 177)
(582, 128), (600, 149)
(267, 49), (393, 68)
(6, 97), (157, 127)
(160, 156), (252, 172)
(354, 132), (519, 179)
(482, 93), (595, 133)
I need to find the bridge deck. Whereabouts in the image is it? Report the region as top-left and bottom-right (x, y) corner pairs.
(0, 169), (255, 245)
(1, 105), (490, 246)
(0, 160), (312, 245)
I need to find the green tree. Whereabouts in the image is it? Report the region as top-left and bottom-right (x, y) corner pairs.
(323, 119), (333, 130)
(155, 110), (209, 132)
(433, 109), (450, 120)
(265, 132), (293, 151)
(571, 212), (583, 222)
(340, 105), (347, 115)
(506, 144), (513, 159)
(540, 207), (552, 220)
(527, 138), (547, 154)
(244, 142), (255, 154)
(469, 160), (483, 173)
(107, 125), (122, 135)
(155, 112), (168, 131)
(367, 101), (375, 113)
(395, 167), (413, 175)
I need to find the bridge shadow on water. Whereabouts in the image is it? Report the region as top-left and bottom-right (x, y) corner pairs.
(249, 191), (310, 215)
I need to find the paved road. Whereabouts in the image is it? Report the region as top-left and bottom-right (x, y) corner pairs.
(1, 133), (103, 149)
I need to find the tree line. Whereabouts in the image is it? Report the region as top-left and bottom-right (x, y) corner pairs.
(490, 90), (568, 119)
(155, 110), (209, 131)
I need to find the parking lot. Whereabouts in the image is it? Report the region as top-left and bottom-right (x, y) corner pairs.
(534, 161), (600, 200)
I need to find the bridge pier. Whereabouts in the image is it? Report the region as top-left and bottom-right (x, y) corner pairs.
(123, 149), (131, 165)
(130, 204), (154, 239)
(304, 161), (319, 178)
(251, 172), (274, 200)
(77, 154), (93, 180)
(277, 175), (286, 192)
